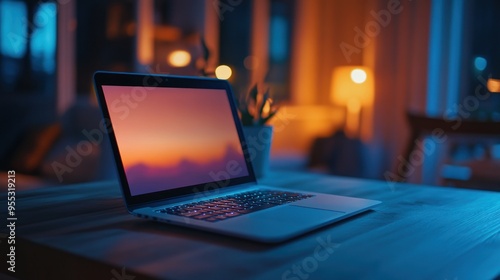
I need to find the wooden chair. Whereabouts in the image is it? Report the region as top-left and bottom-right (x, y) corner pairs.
(395, 112), (500, 191)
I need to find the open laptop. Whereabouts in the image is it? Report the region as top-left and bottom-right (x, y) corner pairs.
(93, 71), (380, 243)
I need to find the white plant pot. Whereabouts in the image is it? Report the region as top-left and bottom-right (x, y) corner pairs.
(242, 125), (273, 178)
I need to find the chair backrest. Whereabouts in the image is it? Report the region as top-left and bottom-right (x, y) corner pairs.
(406, 112), (500, 136)
(395, 111), (500, 188)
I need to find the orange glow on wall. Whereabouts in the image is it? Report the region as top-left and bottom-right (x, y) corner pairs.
(136, 0), (153, 65)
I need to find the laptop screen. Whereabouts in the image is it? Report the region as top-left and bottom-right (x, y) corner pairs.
(101, 85), (249, 196)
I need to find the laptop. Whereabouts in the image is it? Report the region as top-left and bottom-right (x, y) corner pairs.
(93, 71), (381, 243)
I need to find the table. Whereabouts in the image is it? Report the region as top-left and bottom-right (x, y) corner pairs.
(2, 171), (500, 279)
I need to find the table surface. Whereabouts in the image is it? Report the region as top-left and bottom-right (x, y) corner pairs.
(2, 171), (500, 280)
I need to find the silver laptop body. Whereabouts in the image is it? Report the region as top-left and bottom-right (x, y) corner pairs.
(93, 71), (381, 243)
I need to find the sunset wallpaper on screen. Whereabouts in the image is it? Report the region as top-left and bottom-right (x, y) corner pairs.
(102, 85), (249, 196)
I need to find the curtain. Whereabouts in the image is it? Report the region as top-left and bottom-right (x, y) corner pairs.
(367, 0), (432, 180)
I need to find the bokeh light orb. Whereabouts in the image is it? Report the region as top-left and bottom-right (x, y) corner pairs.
(350, 69), (367, 84)
(215, 65), (232, 80)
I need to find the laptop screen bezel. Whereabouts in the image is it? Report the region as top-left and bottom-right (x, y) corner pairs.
(93, 71), (257, 207)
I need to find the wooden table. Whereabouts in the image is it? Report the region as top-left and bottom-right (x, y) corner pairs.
(2, 171), (500, 279)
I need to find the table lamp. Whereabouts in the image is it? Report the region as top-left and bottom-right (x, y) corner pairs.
(331, 66), (374, 138)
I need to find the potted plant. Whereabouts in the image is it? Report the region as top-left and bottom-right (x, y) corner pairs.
(197, 38), (279, 177)
(237, 85), (279, 178)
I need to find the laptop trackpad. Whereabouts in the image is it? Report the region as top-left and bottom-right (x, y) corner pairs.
(221, 206), (346, 242)
(256, 205), (345, 224)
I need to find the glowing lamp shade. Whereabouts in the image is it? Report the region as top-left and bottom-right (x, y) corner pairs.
(331, 66), (374, 137)
(331, 66), (374, 107)
(215, 65), (232, 80)
(168, 50), (191, 67)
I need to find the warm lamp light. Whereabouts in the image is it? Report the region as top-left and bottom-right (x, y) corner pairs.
(168, 50), (191, 67)
(215, 65), (232, 80)
(331, 66), (374, 137)
(487, 78), (500, 93)
(351, 69), (367, 84)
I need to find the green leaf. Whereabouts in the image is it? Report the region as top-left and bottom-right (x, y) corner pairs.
(257, 88), (270, 119)
(249, 84), (258, 103)
(259, 110), (278, 125)
(200, 36), (210, 62)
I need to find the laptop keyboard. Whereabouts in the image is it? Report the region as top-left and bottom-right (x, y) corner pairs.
(154, 189), (314, 222)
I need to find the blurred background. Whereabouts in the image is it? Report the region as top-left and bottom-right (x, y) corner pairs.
(1, 0), (499, 191)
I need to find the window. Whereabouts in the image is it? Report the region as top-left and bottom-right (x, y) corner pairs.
(266, 0), (294, 101)
(218, 0), (295, 101)
(0, 0), (57, 95)
(465, 0), (500, 120)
